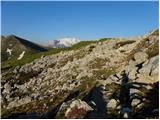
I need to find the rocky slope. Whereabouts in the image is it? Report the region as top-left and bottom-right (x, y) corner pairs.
(1, 29), (159, 119)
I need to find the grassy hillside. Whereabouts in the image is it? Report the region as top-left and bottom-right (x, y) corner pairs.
(1, 35), (47, 62)
(2, 40), (98, 71)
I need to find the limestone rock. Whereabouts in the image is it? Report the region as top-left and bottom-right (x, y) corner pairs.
(3, 83), (12, 94)
(107, 99), (117, 109)
(134, 52), (148, 64)
(65, 99), (93, 119)
(140, 55), (158, 76)
(119, 107), (132, 119)
(131, 98), (141, 107)
(7, 96), (32, 109)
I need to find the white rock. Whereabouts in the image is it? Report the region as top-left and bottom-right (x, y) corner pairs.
(131, 98), (141, 106)
(123, 112), (129, 118)
(65, 99), (93, 117)
(90, 101), (96, 106)
(107, 99), (117, 109)
(140, 55), (158, 76)
(120, 107), (132, 118)
(3, 83), (12, 94)
(134, 52), (148, 64)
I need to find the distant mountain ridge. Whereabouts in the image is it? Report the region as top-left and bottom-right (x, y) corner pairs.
(1, 35), (47, 62)
(48, 38), (80, 48)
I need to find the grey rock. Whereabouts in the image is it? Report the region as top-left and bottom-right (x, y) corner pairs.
(7, 96), (32, 109)
(3, 83), (12, 94)
(61, 83), (68, 91)
(134, 52), (148, 64)
(14, 84), (19, 89)
(107, 99), (117, 109)
(7, 97), (14, 102)
(130, 88), (142, 94)
(137, 55), (159, 83)
(1, 95), (5, 104)
(39, 96), (44, 100)
(140, 55), (158, 76)
(145, 85), (152, 90)
(131, 98), (141, 107)
(59, 102), (68, 111)
(7, 100), (18, 109)
(21, 96), (32, 104)
(128, 69), (137, 80)
(13, 66), (20, 74)
(6, 94), (11, 99)
(31, 92), (40, 100)
(65, 99), (93, 118)
(119, 107), (132, 118)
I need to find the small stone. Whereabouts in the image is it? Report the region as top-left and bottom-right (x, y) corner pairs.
(22, 96), (32, 104)
(3, 83), (12, 94)
(13, 66), (20, 74)
(7, 100), (18, 109)
(107, 99), (117, 109)
(39, 96), (44, 100)
(59, 102), (68, 111)
(31, 92), (40, 100)
(131, 98), (141, 107)
(62, 84), (68, 91)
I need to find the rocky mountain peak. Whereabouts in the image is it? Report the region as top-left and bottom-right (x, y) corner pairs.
(48, 37), (80, 48)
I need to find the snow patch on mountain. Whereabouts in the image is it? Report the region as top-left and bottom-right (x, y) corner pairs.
(48, 38), (80, 48)
(17, 51), (25, 60)
(58, 38), (80, 47)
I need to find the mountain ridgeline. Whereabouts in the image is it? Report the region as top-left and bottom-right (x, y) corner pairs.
(1, 35), (47, 62)
(1, 36), (97, 70)
(1, 29), (159, 119)
(48, 38), (80, 48)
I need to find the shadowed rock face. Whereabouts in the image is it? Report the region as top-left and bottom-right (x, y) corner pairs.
(1, 29), (159, 119)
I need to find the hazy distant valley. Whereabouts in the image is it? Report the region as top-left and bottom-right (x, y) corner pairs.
(1, 29), (159, 119)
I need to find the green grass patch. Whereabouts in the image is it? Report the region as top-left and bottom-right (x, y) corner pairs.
(99, 38), (112, 42)
(146, 40), (159, 58)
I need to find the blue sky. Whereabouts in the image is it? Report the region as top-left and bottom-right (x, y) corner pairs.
(1, 1), (159, 43)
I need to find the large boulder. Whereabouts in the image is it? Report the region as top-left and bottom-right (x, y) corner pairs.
(134, 52), (148, 64)
(3, 83), (12, 94)
(139, 55), (158, 76)
(64, 99), (93, 119)
(137, 55), (159, 84)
